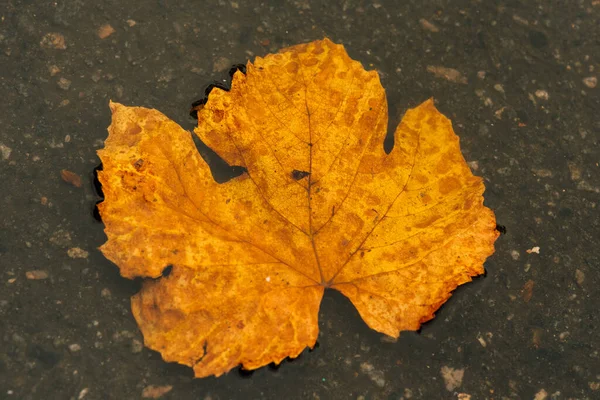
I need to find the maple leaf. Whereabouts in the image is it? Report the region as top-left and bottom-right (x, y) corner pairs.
(97, 38), (499, 378)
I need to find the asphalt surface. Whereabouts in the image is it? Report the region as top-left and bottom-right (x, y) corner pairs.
(1, 1), (599, 399)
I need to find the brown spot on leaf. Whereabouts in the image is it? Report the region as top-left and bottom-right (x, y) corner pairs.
(415, 214), (441, 229)
(133, 159), (144, 170)
(212, 109), (224, 123)
(439, 176), (460, 195)
(414, 174), (429, 185)
(302, 57), (318, 67)
(286, 61), (299, 74)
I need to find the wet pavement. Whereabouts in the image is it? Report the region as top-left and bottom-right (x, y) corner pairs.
(1, 1), (599, 399)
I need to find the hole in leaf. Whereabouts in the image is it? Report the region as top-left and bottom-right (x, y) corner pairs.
(161, 265), (173, 277)
(291, 169), (310, 180)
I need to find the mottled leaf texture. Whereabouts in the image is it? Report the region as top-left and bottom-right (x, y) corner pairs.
(98, 39), (498, 378)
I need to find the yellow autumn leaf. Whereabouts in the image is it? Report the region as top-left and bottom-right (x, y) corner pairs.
(97, 38), (498, 378)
